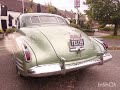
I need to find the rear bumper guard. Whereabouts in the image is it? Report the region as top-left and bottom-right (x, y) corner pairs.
(27, 53), (112, 77)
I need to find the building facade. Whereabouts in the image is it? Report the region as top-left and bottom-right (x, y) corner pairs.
(0, 0), (75, 31)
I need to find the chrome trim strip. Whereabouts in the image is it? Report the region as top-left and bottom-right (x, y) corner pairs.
(60, 57), (66, 74)
(103, 53), (112, 62)
(28, 63), (61, 76)
(26, 53), (112, 77)
(15, 57), (24, 71)
(16, 57), (23, 63)
(65, 58), (100, 71)
(16, 61), (23, 68)
(16, 64), (24, 71)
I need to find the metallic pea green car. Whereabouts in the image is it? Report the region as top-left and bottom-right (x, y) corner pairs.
(14, 13), (112, 77)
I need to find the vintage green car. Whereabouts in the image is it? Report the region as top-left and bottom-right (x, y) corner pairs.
(14, 13), (112, 77)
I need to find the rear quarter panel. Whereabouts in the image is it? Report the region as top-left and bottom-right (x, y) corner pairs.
(15, 37), (37, 75)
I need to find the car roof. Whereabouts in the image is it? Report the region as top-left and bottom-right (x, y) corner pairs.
(19, 13), (64, 19)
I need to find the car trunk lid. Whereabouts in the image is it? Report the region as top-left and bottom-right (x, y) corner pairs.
(34, 25), (98, 62)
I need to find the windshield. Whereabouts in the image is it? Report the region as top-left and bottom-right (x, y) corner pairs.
(31, 16), (67, 25)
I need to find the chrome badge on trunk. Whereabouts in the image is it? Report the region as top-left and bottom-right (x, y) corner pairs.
(69, 34), (85, 52)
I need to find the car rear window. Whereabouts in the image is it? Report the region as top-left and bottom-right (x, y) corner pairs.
(31, 16), (40, 23)
(39, 16), (58, 24)
(31, 15), (67, 25)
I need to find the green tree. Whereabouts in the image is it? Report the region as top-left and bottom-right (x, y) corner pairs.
(25, 0), (34, 13)
(45, 3), (57, 14)
(85, 0), (120, 35)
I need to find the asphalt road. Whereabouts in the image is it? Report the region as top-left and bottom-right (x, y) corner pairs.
(0, 37), (120, 90)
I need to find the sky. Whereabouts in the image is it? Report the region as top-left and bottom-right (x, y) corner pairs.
(33, 0), (88, 13)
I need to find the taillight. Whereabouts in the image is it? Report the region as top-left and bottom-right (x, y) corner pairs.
(103, 43), (108, 49)
(23, 44), (31, 62)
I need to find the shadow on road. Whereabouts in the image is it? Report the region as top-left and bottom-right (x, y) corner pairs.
(14, 68), (100, 90)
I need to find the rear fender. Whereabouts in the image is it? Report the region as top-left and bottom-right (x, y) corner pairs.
(90, 37), (107, 54)
(15, 37), (37, 75)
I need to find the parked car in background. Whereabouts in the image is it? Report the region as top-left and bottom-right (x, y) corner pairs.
(13, 13), (112, 77)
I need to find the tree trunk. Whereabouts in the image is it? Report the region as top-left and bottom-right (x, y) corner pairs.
(113, 24), (119, 36)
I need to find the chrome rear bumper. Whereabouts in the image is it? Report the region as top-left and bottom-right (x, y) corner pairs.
(27, 53), (112, 77)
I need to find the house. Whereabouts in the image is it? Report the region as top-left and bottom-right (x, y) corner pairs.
(58, 10), (75, 20)
(0, 0), (48, 31)
(0, 0), (75, 31)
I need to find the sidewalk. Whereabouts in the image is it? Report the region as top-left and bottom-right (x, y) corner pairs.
(94, 32), (110, 37)
(92, 32), (120, 50)
(103, 38), (120, 50)
(0, 34), (15, 56)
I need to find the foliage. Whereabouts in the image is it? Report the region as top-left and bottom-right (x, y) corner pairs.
(0, 29), (4, 34)
(102, 35), (120, 39)
(85, 0), (120, 35)
(0, 29), (4, 39)
(45, 3), (57, 14)
(85, 14), (94, 29)
(70, 19), (76, 24)
(84, 20), (93, 29)
(70, 23), (80, 29)
(98, 24), (106, 29)
(82, 28), (95, 32)
(25, 0), (34, 13)
(100, 26), (114, 31)
(69, 19), (80, 29)
(6, 27), (16, 34)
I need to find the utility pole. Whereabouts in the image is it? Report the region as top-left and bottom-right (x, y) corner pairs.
(76, 8), (79, 24)
(74, 0), (80, 24)
(22, 0), (25, 13)
(50, 0), (52, 5)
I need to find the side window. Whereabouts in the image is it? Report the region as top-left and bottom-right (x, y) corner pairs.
(16, 18), (20, 29)
(57, 17), (66, 24)
(31, 16), (40, 23)
(39, 16), (58, 23)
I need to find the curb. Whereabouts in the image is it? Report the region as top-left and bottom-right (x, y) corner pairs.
(108, 46), (120, 50)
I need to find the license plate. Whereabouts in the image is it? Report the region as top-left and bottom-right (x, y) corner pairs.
(69, 34), (85, 52)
